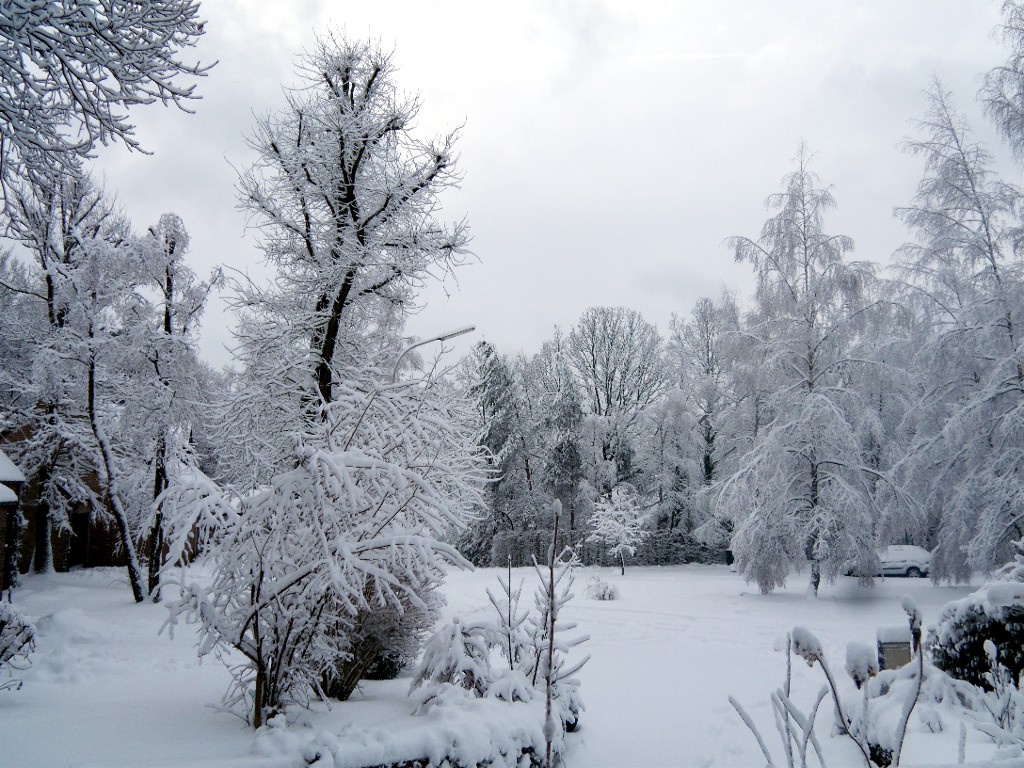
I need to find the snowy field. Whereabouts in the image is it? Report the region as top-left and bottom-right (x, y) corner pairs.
(0, 564), (1017, 767)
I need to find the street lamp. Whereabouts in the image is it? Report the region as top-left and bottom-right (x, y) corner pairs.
(391, 325), (475, 382)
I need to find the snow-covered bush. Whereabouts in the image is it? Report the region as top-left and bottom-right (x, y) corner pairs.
(996, 538), (1024, 582)
(584, 576), (619, 601)
(973, 640), (1024, 752)
(409, 618), (495, 708)
(0, 602), (35, 692)
(928, 582), (1024, 689)
(846, 641), (879, 690)
(323, 582), (442, 700)
(163, 382), (485, 727)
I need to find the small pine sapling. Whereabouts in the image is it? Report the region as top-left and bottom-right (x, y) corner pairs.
(487, 561), (532, 674)
(534, 501), (589, 767)
(728, 632), (828, 768)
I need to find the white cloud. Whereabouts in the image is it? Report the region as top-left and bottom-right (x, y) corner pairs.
(88, 1), (1013, 365)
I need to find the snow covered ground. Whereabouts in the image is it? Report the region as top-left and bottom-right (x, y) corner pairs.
(0, 564), (1017, 767)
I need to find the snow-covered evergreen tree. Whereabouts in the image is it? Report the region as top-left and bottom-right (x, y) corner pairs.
(720, 146), (882, 595)
(895, 82), (1024, 579)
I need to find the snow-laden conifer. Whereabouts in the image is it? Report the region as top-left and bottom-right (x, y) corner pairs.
(720, 146), (883, 595)
(895, 82), (1024, 579)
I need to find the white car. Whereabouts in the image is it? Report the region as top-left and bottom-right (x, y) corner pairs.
(847, 545), (932, 578)
(878, 545), (931, 577)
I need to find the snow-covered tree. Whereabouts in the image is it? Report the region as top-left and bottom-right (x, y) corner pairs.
(566, 306), (666, 495)
(660, 293), (745, 554)
(458, 341), (544, 563)
(0, 0), (209, 201)
(165, 380), (485, 726)
(720, 146), (881, 595)
(217, 33), (470, 489)
(588, 483), (649, 575)
(128, 215), (219, 599)
(667, 296), (738, 489)
(984, 0), (1024, 162)
(0, 168), (216, 602)
(525, 331), (587, 547)
(163, 33), (483, 725)
(895, 82), (1024, 579)
(0, 170), (132, 576)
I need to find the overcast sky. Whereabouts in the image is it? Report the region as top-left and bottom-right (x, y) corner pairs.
(96, 1), (1013, 368)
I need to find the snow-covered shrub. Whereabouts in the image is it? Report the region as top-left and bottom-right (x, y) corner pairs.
(967, 640), (1024, 754)
(0, 602), (35, 692)
(996, 538), (1024, 582)
(409, 618), (495, 709)
(584, 576), (619, 601)
(412, 507), (589, 768)
(323, 582), (442, 700)
(163, 382), (485, 727)
(928, 582), (1024, 689)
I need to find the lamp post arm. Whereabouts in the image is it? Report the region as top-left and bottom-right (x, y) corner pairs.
(391, 325), (475, 382)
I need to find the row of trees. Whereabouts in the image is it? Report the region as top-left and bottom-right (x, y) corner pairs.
(462, 64), (1024, 594)
(0, 0), (215, 602)
(0, 172), (219, 601)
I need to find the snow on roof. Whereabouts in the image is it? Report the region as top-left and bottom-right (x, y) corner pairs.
(0, 448), (26, 484)
(0, 483), (17, 504)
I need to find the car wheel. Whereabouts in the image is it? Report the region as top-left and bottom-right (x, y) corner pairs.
(906, 566), (923, 578)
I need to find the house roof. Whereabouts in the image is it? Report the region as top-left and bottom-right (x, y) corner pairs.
(0, 483), (16, 504)
(0, 448), (26, 484)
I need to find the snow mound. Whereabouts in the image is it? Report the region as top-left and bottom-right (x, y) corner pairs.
(254, 697), (546, 768)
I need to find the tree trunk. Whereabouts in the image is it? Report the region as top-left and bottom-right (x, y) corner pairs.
(32, 503), (52, 574)
(3, 506), (25, 596)
(619, 551), (625, 576)
(87, 345), (145, 603)
(809, 559), (821, 597)
(147, 432), (168, 601)
(253, 666), (265, 728)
